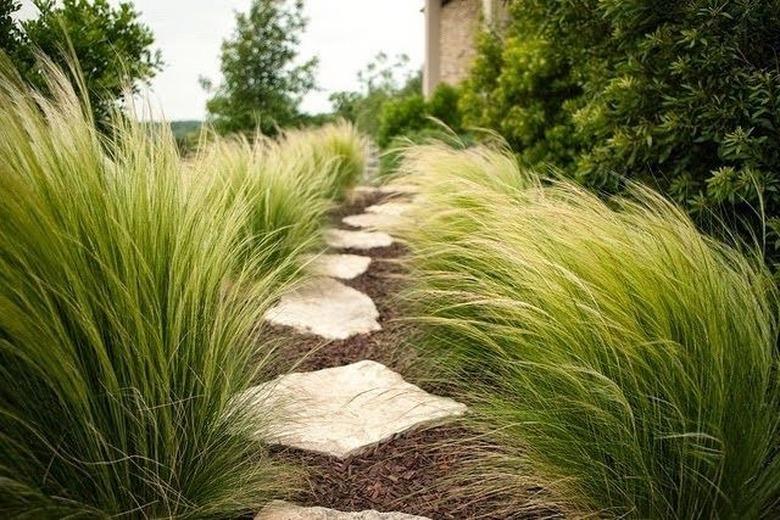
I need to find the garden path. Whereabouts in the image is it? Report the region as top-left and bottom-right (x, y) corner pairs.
(252, 183), (468, 520)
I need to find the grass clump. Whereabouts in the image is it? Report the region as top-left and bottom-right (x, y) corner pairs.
(398, 143), (780, 518)
(281, 121), (366, 200)
(0, 60), (315, 518)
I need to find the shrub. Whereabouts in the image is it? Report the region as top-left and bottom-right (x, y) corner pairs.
(463, 0), (780, 268)
(0, 61), (311, 518)
(398, 143), (780, 518)
(377, 93), (427, 147)
(378, 84), (463, 148)
(459, 27), (580, 168)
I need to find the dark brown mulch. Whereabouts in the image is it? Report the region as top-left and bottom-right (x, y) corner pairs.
(274, 426), (562, 520)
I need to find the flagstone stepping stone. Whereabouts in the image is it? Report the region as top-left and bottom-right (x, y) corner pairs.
(325, 229), (394, 250)
(378, 184), (419, 195)
(264, 277), (380, 340)
(353, 186), (381, 196)
(365, 202), (415, 217)
(243, 360), (467, 458)
(342, 212), (402, 230)
(308, 254), (371, 280)
(256, 501), (430, 520)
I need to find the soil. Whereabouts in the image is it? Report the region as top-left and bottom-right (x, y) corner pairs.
(263, 190), (560, 519)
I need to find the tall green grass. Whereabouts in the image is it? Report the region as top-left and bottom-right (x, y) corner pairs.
(0, 58), (355, 517)
(398, 143), (780, 518)
(281, 121), (366, 200)
(191, 135), (328, 283)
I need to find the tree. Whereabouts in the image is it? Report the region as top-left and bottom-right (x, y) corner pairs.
(1, 0), (161, 124)
(0, 1), (25, 55)
(329, 52), (420, 139)
(204, 0), (317, 136)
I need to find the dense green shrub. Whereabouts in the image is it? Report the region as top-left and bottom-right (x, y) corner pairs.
(378, 84), (463, 148)
(397, 142), (780, 518)
(377, 94), (427, 147)
(1, 0), (161, 126)
(459, 26), (580, 168)
(463, 0), (780, 267)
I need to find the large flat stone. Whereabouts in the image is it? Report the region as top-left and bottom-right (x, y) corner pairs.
(308, 254), (371, 280)
(243, 360), (467, 458)
(353, 186), (381, 196)
(325, 229), (394, 250)
(342, 212), (402, 230)
(257, 501), (429, 520)
(378, 184), (419, 195)
(365, 202), (414, 217)
(264, 277), (380, 340)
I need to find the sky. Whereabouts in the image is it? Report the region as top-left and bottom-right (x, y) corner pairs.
(17, 1), (426, 121)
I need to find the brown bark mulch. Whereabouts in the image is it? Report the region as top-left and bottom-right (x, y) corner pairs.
(263, 189), (561, 519)
(272, 426), (561, 520)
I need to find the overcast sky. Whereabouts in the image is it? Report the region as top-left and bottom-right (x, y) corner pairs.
(18, 1), (425, 121)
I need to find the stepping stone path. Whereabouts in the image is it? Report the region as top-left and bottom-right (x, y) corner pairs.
(325, 229), (394, 250)
(257, 501), (428, 520)
(244, 360), (466, 458)
(265, 277), (380, 340)
(308, 253), (371, 280)
(257, 179), (464, 519)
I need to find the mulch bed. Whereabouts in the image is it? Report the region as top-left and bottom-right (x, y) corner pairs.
(272, 426), (561, 520)
(263, 190), (561, 519)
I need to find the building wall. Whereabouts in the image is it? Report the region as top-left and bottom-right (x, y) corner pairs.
(438, 0), (482, 86)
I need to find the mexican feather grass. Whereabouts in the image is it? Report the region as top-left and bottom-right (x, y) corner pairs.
(0, 58), (358, 518)
(398, 142), (780, 518)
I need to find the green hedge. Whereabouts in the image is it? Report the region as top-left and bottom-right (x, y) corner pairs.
(461, 0), (780, 266)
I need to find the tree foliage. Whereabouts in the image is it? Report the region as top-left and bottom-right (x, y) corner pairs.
(462, 0), (780, 266)
(330, 52), (420, 139)
(1, 0), (161, 124)
(205, 0), (317, 136)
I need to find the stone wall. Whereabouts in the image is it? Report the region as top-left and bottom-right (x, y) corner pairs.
(438, 0), (481, 86)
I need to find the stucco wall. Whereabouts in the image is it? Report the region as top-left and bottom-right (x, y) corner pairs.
(439, 0), (481, 86)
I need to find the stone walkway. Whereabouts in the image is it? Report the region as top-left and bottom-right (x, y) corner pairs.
(253, 182), (465, 520)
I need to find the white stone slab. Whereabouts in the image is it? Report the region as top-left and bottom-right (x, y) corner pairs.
(325, 229), (394, 250)
(264, 277), (380, 340)
(365, 202), (414, 217)
(353, 186), (381, 195)
(342, 212), (402, 230)
(308, 254), (371, 280)
(244, 360), (467, 458)
(257, 501), (430, 520)
(378, 184), (419, 195)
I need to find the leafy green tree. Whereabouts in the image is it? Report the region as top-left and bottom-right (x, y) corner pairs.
(204, 0), (317, 135)
(330, 52), (419, 139)
(2, 0), (161, 124)
(0, 1), (25, 55)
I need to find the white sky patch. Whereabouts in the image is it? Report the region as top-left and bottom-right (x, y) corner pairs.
(18, 0), (425, 121)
